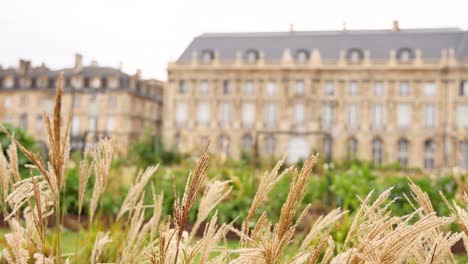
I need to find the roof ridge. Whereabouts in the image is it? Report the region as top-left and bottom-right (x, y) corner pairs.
(199, 28), (464, 38)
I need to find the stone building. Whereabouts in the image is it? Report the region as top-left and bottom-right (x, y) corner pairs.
(166, 22), (468, 169)
(0, 54), (163, 152)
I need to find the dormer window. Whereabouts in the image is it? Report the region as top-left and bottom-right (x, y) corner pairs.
(90, 78), (101, 89)
(295, 49), (310, 63)
(347, 48), (363, 63)
(3, 77), (13, 89)
(397, 48), (413, 62)
(201, 50), (214, 63)
(245, 50), (259, 63)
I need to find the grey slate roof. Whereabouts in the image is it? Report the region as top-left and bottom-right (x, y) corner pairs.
(177, 28), (468, 61)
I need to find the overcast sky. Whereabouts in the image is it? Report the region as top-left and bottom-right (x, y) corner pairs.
(1, 0), (467, 80)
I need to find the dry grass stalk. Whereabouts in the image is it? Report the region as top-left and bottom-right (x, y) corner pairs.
(173, 148), (210, 263)
(78, 149), (92, 217)
(0, 144), (14, 215)
(231, 154), (319, 264)
(190, 179), (232, 239)
(33, 252), (54, 264)
(2, 218), (31, 264)
(150, 184), (164, 241)
(89, 138), (114, 222)
(90, 232), (112, 264)
(299, 208), (346, 250)
(197, 212), (230, 264)
(242, 154), (293, 236)
(117, 165), (159, 220)
(440, 191), (468, 236)
(7, 143), (20, 183)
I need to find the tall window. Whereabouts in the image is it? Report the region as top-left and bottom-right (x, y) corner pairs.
(242, 102), (255, 128)
(3, 97), (11, 108)
(88, 117), (97, 132)
(372, 138), (383, 165)
(242, 134), (253, 151)
(219, 135), (230, 156)
(244, 81), (254, 94)
(73, 96), (81, 108)
(457, 104), (468, 128)
(347, 137), (358, 160)
(460, 140), (468, 169)
(293, 103), (305, 125)
(397, 139), (409, 166)
(424, 104), (436, 128)
(266, 81), (277, 96)
(71, 116), (80, 136)
(347, 104), (359, 130)
(295, 81), (305, 95)
(348, 81), (359, 96)
(265, 135), (275, 156)
(265, 103), (277, 128)
(424, 82), (437, 96)
(197, 102), (210, 126)
(199, 81), (209, 94)
(372, 104), (384, 130)
(324, 136), (333, 161)
(175, 102), (188, 127)
(20, 114), (28, 130)
(20, 95), (28, 107)
(424, 140), (435, 169)
(222, 80), (231, 94)
(324, 82), (334, 96)
(178, 80), (188, 94)
(460, 81), (468, 96)
(397, 104), (411, 129)
(106, 117), (116, 132)
(108, 96), (117, 107)
(374, 82), (384, 96)
(36, 115), (44, 133)
(219, 102), (232, 127)
(400, 82), (410, 96)
(322, 103), (334, 129)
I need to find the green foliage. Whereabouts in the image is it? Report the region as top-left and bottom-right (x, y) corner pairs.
(0, 123), (40, 176)
(128, 130), (184, 168)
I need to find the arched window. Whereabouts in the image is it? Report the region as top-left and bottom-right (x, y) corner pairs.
(347, 48), (364, 63)
(324, 135), (333, 161)
(424, 139), (435, 169)
(174, 132), (181, 146)
(201, 50), (214, 63)
(372, 138), (383, 165)
(460, 140), (468, 169)
(219, 135), (230, 156)
(397, 48), (414, 62)
(265, 134), (275, 156)
(295, 49), (310, 63)
(397, 139), (409, 166)
(245, 50), (259, 63)
(347, 137), (358, 160)
(242, 134), (253, 151)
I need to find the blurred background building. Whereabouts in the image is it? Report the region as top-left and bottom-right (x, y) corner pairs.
(0, 54), (163, 152)
(165, 21), (468, 169)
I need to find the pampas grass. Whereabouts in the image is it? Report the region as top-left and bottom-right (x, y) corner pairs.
(0, 77), (467, 264)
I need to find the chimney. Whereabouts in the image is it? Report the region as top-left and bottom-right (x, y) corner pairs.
(136, 69), (142, 78)
(90, 60), (98, 67)
(392, 20), (400, 32)
(74, 53), (83, 71)
(289, 24), (295, 33)
(17, 59), (31, 74)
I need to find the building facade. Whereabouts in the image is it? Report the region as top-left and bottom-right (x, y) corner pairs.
(166, 23), (468, 169)
(0, 54), (163, 152)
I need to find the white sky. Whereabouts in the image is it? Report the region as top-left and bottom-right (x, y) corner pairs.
(1, 0), (467, 80)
